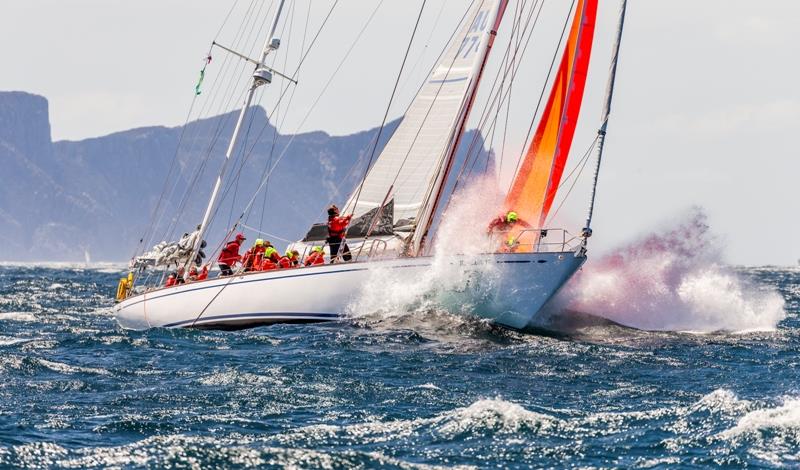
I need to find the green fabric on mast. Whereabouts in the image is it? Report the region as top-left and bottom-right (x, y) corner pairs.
(195, 55), (212, 96)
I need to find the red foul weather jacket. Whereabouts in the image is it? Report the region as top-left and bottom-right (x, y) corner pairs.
(486, 214), (531, 234)
(260, 259), (278, 271)
(328, 215), (352, 238)
(304, 251), (324, 266)
(218, 240), (242, 266)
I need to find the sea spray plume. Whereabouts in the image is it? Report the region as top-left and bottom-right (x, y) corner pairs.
(346, 176), (504, 333)
(552, 209), (786, 332)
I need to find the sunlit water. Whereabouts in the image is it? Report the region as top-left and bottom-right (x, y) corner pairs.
(1, 263), (798, 468)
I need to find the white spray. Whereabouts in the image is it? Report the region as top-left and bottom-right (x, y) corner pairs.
(553, 209), (786, 333)
(347, 176), (504, 330)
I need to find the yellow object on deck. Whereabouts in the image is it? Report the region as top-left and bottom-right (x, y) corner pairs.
(115, 272), (134, 301)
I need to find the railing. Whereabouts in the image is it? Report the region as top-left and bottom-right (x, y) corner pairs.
(334, 238), (390, 264)
(490, 228), (584, 254)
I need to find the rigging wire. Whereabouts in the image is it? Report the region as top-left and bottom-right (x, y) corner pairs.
(349, 0), (430, 218)
(150, 0), (264, 247)
(457, 0), (544, 185)
(446, 0), (543, 198)
(231, 1), (388, 239)
(381, 0), (486, 202)
(306, 0), (478, 228)
(190, 0), (352, 262)
(257, 0), (304, 229)
(544, 135), (598, 226)
(510, 0), (577, 185)
(159, 0), (273, 244)
(135, 0), (246, 256)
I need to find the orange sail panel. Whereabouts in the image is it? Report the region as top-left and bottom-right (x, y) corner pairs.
(505, 0), (598, 228)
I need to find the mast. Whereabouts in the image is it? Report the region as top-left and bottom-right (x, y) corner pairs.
(411, 0), (510, 256)
(191, 0), (288, 262)
(583, 0), (627, 235)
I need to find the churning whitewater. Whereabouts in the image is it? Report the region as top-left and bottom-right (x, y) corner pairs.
(0, 202), (793, 468)
(0, 258), (797, 467)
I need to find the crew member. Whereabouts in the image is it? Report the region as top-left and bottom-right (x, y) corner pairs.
(165, 272), (177, 287)
(487, 210), (531, 235)
(278, 250), (299, 269)
(197, 265), (209, 281)
(218, 233), (246, 276)
(263, 245), (280, 264)
(500, 236), (520, 253)
(304, 246), (325, 266)
(187, 266), (199, 282)
(258, 245), (280, 271)
(175, 267), (186, 284)
(242, 238), (266, 272)
(327, 205), (352, 263)
(260, 257), (278, 271)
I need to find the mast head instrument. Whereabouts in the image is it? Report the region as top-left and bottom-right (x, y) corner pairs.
(253, 68), (273, 87)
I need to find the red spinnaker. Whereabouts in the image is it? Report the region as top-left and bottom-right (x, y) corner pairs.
(505, 0), (598, 228)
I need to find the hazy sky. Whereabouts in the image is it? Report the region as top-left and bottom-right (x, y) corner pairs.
(2, 1), (798, 266)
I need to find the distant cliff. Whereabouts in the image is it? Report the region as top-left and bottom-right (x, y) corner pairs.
(0, 91), (491, 262)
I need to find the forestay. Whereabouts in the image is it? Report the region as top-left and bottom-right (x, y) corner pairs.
(342, 0), (506, 250)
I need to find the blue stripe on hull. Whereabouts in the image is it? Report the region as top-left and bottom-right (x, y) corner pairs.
(165, 312), (341, 328)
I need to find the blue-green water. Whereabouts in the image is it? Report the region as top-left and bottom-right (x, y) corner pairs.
(1, 264), (798, 468)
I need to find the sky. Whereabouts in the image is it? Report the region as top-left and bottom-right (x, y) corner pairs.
(1, 1), (798, 266)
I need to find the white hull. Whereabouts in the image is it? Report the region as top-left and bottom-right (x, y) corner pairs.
(114, 252), (585, 331)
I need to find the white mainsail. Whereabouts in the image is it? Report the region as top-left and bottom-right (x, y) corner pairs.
(342, 0), (506, 252)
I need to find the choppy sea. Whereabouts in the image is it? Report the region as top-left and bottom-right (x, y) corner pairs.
(0, 259), (798, 468)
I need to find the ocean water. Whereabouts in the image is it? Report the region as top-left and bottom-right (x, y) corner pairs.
(0, 262), (798, 469)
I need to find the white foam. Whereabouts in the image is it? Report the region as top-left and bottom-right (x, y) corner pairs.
(347, 176), (503, 330)
(0, 336), (32, 346)
(278, 397), (556, 445)
(38, 359), (110, 376)
(436, 398), (557, 436)
(719, 398), (800, 439)
(0, 311), (37, 322)
(554, 209), (786, 333)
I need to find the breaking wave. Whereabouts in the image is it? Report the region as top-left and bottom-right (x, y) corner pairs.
(551, 209), (786, 333)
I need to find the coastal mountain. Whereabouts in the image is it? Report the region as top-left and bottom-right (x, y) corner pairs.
(0, 91), (492, 262)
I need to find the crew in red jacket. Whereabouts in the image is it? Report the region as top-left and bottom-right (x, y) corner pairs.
(260, 258), (278, 271)
(486, 211), (531, 235)
(197, 265), (209, 281)
(304, 246), (325, 266)
(278, 250), (300, 269)
(218, 233), (246, 276)
(327, 205), (352, 263)
(242, 238), (267, 272)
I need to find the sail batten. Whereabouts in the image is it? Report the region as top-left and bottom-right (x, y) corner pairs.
(505, 0), (598, 230)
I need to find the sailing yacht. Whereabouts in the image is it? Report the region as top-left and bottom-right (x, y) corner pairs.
(114, 0), (628, 330)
